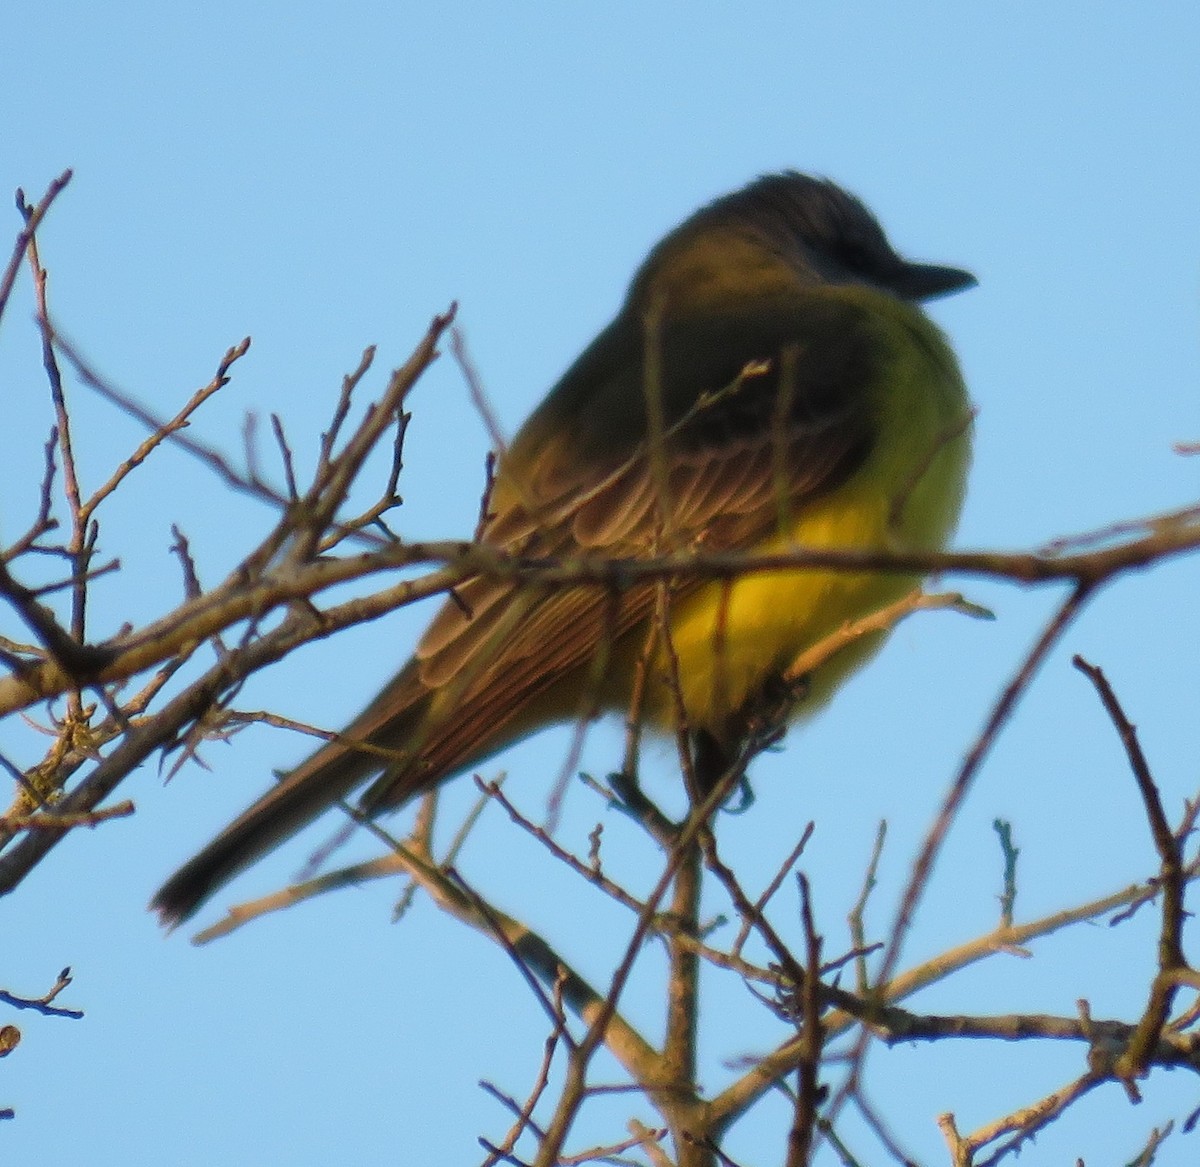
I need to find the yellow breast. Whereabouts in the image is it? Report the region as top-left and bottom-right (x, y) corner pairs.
(636, 287), (972, 736)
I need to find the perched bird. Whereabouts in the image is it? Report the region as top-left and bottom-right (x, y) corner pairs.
(154, 172), (974, 926)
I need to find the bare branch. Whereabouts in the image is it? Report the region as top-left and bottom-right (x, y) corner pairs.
(0, 171), (72, 324)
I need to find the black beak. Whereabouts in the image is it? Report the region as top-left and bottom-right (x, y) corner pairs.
(888, 261), (977, 302)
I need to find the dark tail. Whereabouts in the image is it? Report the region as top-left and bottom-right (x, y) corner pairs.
(152, 673), (433, 929)
(151, 743), (377, 929)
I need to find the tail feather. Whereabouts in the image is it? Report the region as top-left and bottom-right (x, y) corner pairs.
(151, 743), (382, 928)
(153, 622), (575, 928)
(152, 670), (434, 928)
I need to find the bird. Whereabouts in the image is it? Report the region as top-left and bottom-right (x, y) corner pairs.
(153, 171), (975, 926)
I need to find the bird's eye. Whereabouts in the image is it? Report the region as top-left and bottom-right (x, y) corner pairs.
(837, 240), (873, 272)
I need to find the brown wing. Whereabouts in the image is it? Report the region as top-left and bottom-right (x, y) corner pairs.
(366, 293), (883, 803)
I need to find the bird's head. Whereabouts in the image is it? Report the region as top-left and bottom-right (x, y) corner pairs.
(634, 171), (976, 307)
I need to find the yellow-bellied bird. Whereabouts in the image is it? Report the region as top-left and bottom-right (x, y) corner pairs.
(154, 172), (974, 926)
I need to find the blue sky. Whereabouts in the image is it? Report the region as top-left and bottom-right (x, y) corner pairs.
(4, 5), (1200, 1164)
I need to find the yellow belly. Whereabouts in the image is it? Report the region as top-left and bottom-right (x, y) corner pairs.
(628, 292), (971, 736)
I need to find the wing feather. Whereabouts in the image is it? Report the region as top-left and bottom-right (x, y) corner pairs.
(392, 294), (882, 793)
